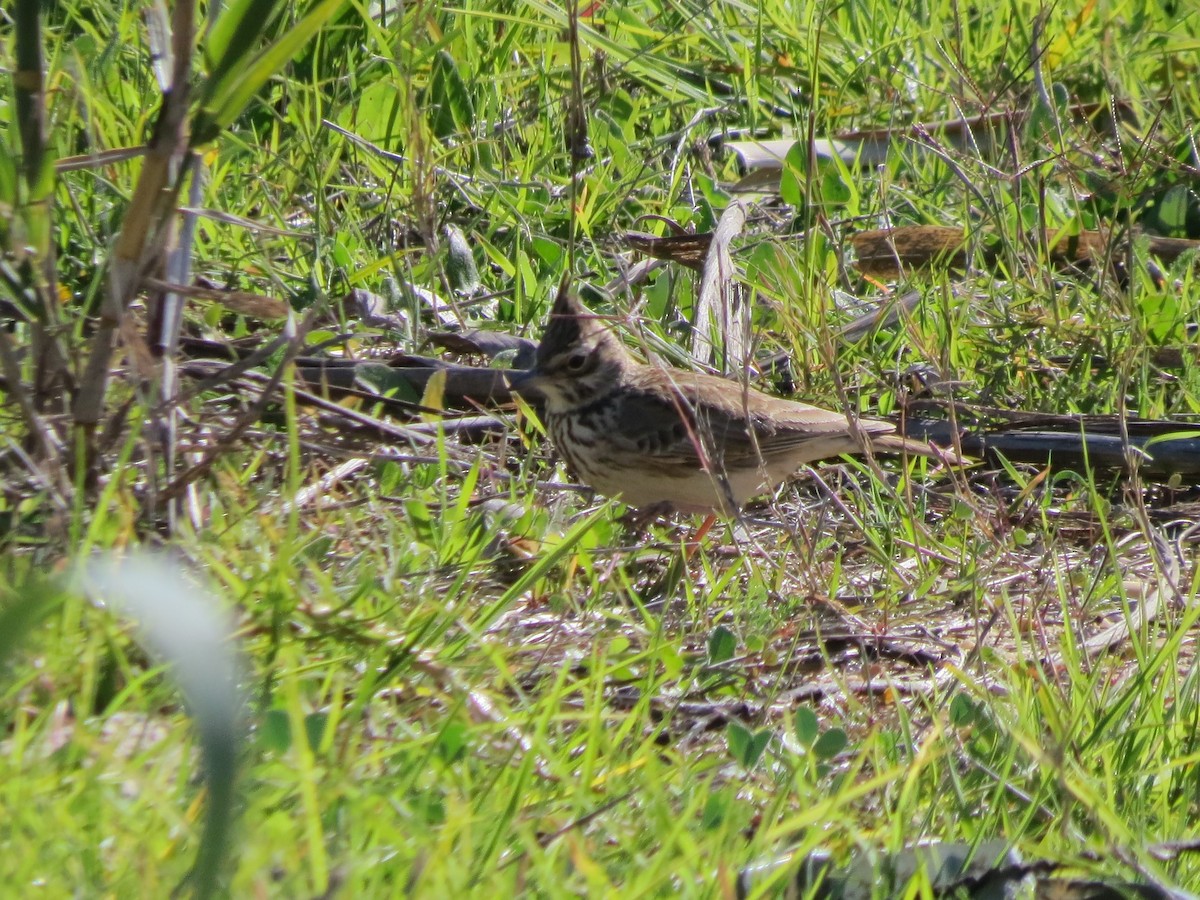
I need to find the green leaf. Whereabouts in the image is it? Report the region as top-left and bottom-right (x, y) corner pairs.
(779, 142), (807, 208)
(1138, 289), (1181, 343)
(948, 694), (977, 727)
(429, 50), (475, 139)
(343, 79), (403, 134)
(1012, 528), (1034, 547)
(952, 499), (975, 521)
(304, 712), (328, 752)
(259, 708), (292, 752)
(1143, 429), (1200, 451)
(706, 624), (737, 665)
(727, 722), (772, 768)
(331, 239), (354, 269)
(379, 461), (404, 495)
(700, 788), (731, 829)
(694, 173), (730, 221)
(444, 224), (481, 295)
(813, 727), (848, 760)
(405, 499), (435, 540)
(656, 642), (684, 680)
(521, 0), (723, 106)
(793, 706), (820, 746)
(437, 719), (469, 763)
(1154, 184), (1194, 235)
(1026, 83), (1068, 147)
(529, 236), (564, 267)
(301, 536), (334, 561)
(819, 165), (853, 209)
(0, 576), (64, 673)
(354, 363), (421, 402)
(0, 134), (16, 212)
(195, 0), (348, 145)
(201, 0), (281, 107)
(416, 794), (447, 825)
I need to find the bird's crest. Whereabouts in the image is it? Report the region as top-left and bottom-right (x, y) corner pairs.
(536, 277), (609, 367)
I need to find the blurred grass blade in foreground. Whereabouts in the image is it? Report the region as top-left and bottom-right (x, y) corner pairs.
(83, 554), (244, 899)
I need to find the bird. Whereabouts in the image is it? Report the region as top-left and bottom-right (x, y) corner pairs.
(510, 282), (955, 516)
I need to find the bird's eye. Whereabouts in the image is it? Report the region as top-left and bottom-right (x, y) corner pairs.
(565, 352), (588, 372)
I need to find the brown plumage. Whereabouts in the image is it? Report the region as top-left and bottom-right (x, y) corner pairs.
(511, 284), (951, 515)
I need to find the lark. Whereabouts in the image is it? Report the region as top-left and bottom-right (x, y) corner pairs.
(511, 283), (953, 516)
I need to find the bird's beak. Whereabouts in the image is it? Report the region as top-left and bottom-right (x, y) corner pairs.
(506, 368), (547, 400)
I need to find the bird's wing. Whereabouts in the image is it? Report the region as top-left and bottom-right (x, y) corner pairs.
(737, 402), (893, 465)
(611, 372), (894, 470)
(606, 387), (711, 469)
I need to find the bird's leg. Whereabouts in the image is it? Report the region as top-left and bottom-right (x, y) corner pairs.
(616, 501), (676, 535)
(682, 514), (718, 560)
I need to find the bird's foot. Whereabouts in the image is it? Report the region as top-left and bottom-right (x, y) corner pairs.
(616, 501), (677, 535)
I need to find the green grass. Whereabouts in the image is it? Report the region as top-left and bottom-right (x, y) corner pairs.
(3, 0), (1200, 895)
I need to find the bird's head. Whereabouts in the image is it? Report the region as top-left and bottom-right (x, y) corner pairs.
(509, 280), (632, 412)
